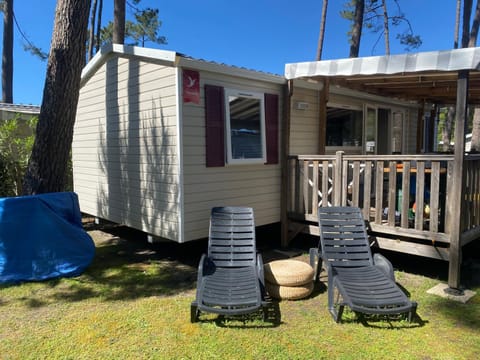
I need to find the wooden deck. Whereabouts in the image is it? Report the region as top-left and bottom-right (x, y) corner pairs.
(284, 152), (480, 279)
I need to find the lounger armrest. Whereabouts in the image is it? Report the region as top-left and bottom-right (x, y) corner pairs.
(197, 254), (207, 280)
(328, 263), (336, 275)
(198, 254), (216, 276)
(257, 253), (265, 288)
(373, 253), (395, 281)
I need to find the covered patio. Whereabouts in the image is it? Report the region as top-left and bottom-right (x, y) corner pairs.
(281, 47), (480, 290)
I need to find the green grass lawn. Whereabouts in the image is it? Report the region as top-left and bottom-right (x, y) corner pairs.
(1, 227), (479, 359)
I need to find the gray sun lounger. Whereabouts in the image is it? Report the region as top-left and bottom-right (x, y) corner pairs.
(310, 206), (417, 323)
(191, 207), (268, 322)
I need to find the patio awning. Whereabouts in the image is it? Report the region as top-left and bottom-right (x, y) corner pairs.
(285, 47), (480, 105)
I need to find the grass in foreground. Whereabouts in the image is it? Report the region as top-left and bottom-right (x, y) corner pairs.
(1, 227), (480, 359)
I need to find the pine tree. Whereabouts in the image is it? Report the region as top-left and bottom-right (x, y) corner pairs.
(1, 0), (13, 103)
(23, 0), (91, 194)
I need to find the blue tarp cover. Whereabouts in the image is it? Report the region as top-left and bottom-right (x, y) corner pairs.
(0, 192), (95, 283)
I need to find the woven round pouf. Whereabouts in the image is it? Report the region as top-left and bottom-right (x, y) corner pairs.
(264, 259), (314, 300)
(265, 281), (314, 300)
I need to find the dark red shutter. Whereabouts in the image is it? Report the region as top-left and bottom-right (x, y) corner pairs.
(265, 93), (279, 164)
(204, 85), (225, 167)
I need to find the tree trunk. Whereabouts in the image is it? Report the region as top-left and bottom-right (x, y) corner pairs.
(468, 0), (480, 46)
(443, 107), (455, 152)
(23, 0), (91, 194)
(454, 0), (461, 48)
(2, 0), (13, 103)
(316, 0), (328, 60)
(87, 0), (98, 61)
(469, 1), (480, 152)
(113, 0), (125, 44)
(462, 0), (473, 48)
(95, 0), (103, 52)
(471, 108), (480, 152)
(446, 0), (458, 151)
(349, 0), (364, 58)
(382, 0), (390, 55)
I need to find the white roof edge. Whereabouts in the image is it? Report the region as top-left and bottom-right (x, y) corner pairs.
(81, 44), (177, 83)
(81, 44), (285, 86)
(177, 57), (285, 85)
(285, 47), (480, 80)
(0, 103), (41, 114)
(330, 84), (419, 108)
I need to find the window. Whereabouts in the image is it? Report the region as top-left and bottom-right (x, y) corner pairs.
(365, 106), (377, 154)
(225, 89), (266, 164)
(204, 84), (278, 167)
(326, 106), (363, 147)
(391, 111), (404, 153)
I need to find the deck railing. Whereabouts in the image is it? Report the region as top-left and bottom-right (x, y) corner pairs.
(287, 152), (462, 259)
(462, 154), (480, 241)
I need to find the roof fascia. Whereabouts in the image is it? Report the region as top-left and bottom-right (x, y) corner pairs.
(176, 56), (285, 85)
(285, 47), (480, 80)
(80, 44), (177, 86)
(329, 84), (420, 108)
(81, 44), (285, 87)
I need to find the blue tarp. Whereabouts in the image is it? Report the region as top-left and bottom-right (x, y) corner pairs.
(0, 192), (95, 283)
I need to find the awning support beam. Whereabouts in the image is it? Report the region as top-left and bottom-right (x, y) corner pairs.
(447, 70), (469, 290)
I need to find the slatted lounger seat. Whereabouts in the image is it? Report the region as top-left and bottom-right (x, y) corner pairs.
(310, 206), (417, 323)
(191, 207), (269, 322)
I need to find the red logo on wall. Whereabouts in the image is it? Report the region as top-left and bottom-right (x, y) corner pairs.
(183, 69), (200, 104)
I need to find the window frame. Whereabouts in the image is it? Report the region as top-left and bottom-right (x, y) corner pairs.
(325, 102), (363, 153)
(224, 88), (267, 165)
(364, 104), (378, 154)
(391, 109), (405, 154)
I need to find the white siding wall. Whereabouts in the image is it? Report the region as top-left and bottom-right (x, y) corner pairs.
(73, 56), (180, 241)
(289, 83), (419, 156)
(181, 70), (283, 241)
(289, 86), (320, 155)
(405, 108), (418, 154)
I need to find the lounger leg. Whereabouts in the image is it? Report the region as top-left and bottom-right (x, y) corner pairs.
(327, 277), (344, 323)
(191, 302), (199, 323)
(309, 248), (322, 282)
(336, 305), (344, 323)
(327, 282), (337, 322)
(408, 302), (418, 322)
(262, 304), (269, 322)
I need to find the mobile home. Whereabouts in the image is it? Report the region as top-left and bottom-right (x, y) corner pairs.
(73, 44), (422, 244)
(73, 45), (284, 242)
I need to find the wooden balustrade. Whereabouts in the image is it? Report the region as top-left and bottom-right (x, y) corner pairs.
(461, 154), (480, 245)
(285, 152), (471, 260)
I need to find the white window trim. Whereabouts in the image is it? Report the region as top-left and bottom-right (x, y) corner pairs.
(391, 108), (406, 154)
(364, 104), (378, 154)
(326, 102), (362, 111)
(325, 103), (363, 153)
(224, 88), (266, 165)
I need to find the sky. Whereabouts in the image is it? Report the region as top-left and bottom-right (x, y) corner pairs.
(3, 0), (458, 105)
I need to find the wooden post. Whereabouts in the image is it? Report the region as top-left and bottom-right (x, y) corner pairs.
(281, 80), (293, 248)
(447, 70), (469, 290)
(334, 151), (344, 206)
(416, 104), (425, 153)
(318, 78), (329, 154)
(428, 106), (436, 152)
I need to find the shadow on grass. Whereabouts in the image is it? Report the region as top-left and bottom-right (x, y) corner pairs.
(63, 226), (205, 302)
(355, 312), (428, 329)
(275, 233), (480, 329)
(259, 225), (480, 331)
(0, 225), (206, 307)
(375, 248), (480, 330)
(425, 296), (480, 330)
(196, 301), (282, 328)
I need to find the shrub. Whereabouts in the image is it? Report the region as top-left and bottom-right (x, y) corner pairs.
(0, 115), (37, 197)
